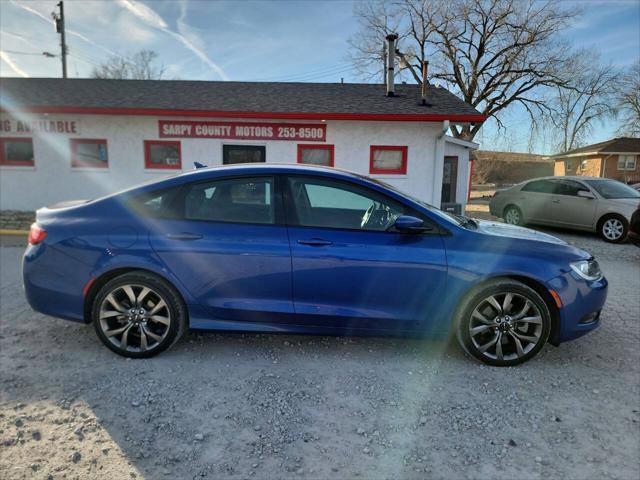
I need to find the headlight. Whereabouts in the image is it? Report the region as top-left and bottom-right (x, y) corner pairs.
(570, 259), (603, 281)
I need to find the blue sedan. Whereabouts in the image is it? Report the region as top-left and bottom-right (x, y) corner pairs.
(23, 165), (607, 366)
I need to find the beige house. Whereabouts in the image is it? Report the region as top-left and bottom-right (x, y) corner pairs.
(552, 137), (640, 184)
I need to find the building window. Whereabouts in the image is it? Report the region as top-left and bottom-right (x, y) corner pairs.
(145, 141), (182, 169)
(617, 155), (637, 171)
(297, 144), (334, 167)
(370, 146), (407, 174)
(0, 137), (34, 166)
(71, 139), (108, 168)
(222, 145), (265, 164)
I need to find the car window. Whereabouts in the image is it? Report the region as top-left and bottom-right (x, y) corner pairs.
(130, 187), (181, 218)
(287, 177), (405, 231)
(183, 176), (275, 224)
(553, 179), (590, 196)
(521, 180), (555, 193)
(585, 179), (640, 199)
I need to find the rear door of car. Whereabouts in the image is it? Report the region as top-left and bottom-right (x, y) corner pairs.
(549, 179), (598, 228)
(518, 179), (556, 224)
(143, 175), (294, 327)
(282, 174), (448, 334)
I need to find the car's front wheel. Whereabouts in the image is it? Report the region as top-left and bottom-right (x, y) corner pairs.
(597, 214), (628, 243)
(456, 279), (551, 366)
(92, 271), (187, 358)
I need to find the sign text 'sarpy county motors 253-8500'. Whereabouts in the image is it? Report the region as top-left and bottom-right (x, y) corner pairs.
(158, 120), (326, 142)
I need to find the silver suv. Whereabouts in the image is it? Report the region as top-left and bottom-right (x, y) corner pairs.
(489, 176), (640, 243)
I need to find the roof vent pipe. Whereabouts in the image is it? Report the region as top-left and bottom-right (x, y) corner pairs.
(385, 33), (398, 97)
(421, 60), (429, 105)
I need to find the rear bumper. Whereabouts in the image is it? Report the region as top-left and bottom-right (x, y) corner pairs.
(628, 231), (640, 247)
(23, 243), (89, 322)
(546, 271), (608, 343)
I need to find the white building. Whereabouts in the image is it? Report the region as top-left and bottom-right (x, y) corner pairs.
(0, 78), (483, 211)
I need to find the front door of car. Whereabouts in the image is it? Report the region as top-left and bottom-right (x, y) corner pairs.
(283, 175), (448, 334)
(549, 179), (597, 228)
(145, 175), (294, 327)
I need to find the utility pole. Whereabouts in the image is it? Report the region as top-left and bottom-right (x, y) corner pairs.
(52, 1), (67, 78)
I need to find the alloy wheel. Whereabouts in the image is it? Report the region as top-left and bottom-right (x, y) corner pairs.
(602, 218), (624, 241)
(98, 284), (171, 353)
(504, 208), (520, 225)
(468, 292), (544, 362)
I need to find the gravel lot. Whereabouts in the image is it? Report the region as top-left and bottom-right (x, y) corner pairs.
(1, 229), (639, 480)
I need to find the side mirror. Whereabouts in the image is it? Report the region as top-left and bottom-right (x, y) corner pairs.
(394, 215), (431, 233)
(577, 190), (595, 199)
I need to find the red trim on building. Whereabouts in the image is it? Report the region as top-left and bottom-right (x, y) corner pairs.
(0, 106), (487, 123)
(70, 138), (108, 168)
(297, 144), (335, 167)
(144, 140), (182, 170)
(0, 137), (35, 166)
(369, 146), (408, 175)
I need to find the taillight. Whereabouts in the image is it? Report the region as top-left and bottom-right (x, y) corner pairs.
(28, 223), (47, 245)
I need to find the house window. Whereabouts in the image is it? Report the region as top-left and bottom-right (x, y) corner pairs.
(0, 137), (34, 166)
(297, 144), (334, 167)
(71, 139), (108, 168)
(222, 145), (265, 164)
(145, 141), (181, 169)
(370, 146), (407, 174)
(617, 155), (637, 171)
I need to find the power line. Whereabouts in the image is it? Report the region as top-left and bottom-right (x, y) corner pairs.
(255, 62), (353, 82)
(1, 49), (54, 56)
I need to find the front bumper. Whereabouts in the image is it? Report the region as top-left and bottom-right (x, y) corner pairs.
(546, 270), (608, 343)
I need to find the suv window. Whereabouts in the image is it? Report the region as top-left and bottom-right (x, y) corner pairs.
(287, 177), (405, 231)
(553, 179), (589, 196)
(183, 176), (274, 224)
(521, 180), (555, 193)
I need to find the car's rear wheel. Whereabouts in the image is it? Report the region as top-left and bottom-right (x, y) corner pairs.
(92, 272), (186, 358)
(456, 279), (551, 366)
(597, 214), (628, 243)
(503, 205), (524, 226)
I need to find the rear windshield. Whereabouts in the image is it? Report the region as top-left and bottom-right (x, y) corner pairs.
(584, 180), (640, 199)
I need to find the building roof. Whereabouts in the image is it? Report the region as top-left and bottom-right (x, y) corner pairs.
(471, 150), (551, 163)
(551, 137), (640, 159)
(0, 77), (485, 123)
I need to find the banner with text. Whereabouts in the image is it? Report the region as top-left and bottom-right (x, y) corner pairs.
(159, 120), (326, 142)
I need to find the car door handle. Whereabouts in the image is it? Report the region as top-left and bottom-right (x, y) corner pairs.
(166, 233), (203, 240)
(552, 200), (560, 204)
(297, 238), (333, 246)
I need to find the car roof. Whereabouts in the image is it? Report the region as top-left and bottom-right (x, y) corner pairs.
(523, 175), (606, 182)
(157, 163), (379, 187)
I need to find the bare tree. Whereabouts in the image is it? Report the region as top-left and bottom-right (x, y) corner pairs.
(92, 50), (166, 80)
(350, 0), (579, 141)
(544, 52), (619, 153)
(616, 61), (640, 137)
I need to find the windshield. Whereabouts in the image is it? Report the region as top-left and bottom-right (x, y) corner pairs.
(585, 179), (640, 199)
(361, 176), (468, 227)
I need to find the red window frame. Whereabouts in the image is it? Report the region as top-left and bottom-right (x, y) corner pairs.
(144, 140), (182, 170)
(0, 137), (34, 166)
(297, 144), (334, 167)
(369, 145), (408, 174)
(70, 138), (108, 168)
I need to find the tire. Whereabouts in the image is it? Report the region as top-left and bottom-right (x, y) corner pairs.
(92, 271), (187, 358)
(503, 205), (524, 226)
(456, 278), (551, 367)
(597, 214), (628, 243)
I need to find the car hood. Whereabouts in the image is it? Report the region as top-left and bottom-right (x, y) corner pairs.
(474, 220), (567, 245)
